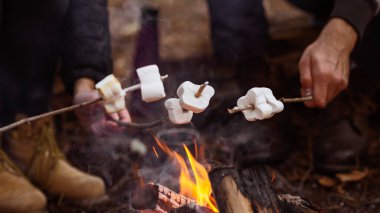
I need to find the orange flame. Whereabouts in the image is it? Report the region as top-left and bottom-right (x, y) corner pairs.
(151, 133), (219, 212)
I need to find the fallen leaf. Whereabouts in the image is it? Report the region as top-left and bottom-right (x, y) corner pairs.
(318, 176), (336, 187)
(337, 183), (347, 194)
(335, 168), (369, 183)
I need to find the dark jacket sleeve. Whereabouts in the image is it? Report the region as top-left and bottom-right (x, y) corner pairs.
(331, 0), (380, 39)
(61, 0), (113, 94)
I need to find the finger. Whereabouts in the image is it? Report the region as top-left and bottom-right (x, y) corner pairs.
(118, 109), (132, 122)
(310, 59), (330, 108)
(106, 113), (120, 128)
(107, 112), (130, 132)
(328, 56), (349, 104)
(106, 120), (121, 130)
(109, 113), (120, 121)
(299, 55), (315, 107)
(299, 54), (313, 90)
(327, 58), (344, 103)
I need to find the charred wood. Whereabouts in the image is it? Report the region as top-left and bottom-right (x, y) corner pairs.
(209, 166), (281, 213)
(209, 166), (325, 213)
(132, 183), (212, 213)
(169, 205), (214, 213)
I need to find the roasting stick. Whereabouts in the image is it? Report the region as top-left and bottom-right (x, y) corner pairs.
(0, 75), (169, 134)
(195, 81), (209, 98)
(228, 95), (313, 114)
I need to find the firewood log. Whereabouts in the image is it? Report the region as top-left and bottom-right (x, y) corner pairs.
(209, 166), (281, 213)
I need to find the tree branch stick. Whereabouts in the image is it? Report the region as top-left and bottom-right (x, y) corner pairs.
(228, 96), (313, 114)
(0, 98), (102, 134)
(195, 81), (209, 98)
(0, 75), (169, 134)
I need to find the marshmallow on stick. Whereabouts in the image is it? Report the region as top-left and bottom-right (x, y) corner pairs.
(177, 81), (215, 113)
(137, 65), (166, 103)
(95, 74), (126, 114)
(237, 87), (284, 121)
(165, 98), (194, 124)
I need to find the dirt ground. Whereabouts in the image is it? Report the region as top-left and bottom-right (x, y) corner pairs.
(48, 0), (380, 212)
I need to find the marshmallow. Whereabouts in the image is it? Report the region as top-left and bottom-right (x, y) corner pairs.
(95, 74), (126, 114)
(96, 74), (124, 99)
(103, 97), (126, 114)
(237, 87), (284, 121)
(136, 65), (166, 102)
(165, 98), (193, 124)
(177, 81), (215, 113)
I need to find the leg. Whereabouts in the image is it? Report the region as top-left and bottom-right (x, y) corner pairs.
(207, 0), (269, 64)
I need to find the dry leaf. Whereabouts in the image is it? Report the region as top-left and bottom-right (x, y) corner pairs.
(318, 176), (336, 187)
(335, 168), (369, 183)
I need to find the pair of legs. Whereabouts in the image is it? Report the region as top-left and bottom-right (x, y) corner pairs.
(208, 0), (334, 64)
(0, 53), (105, 213)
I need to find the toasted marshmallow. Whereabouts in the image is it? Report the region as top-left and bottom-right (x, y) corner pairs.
(177, 81), (215, 113)
(95, 74), (126, 114)
(103, 97), (126, 114)
(165, 98), (193, 124)
(137, 65), (166, 102)
(96, 74), (124, 99)
(237, 87), (284, 121)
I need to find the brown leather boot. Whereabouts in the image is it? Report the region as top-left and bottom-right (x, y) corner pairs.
(5, 117), (105, 200)
(313, 96), (371, 173)
(0, 148), (46, 213)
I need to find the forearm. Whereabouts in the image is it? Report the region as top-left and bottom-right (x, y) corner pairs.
(319, 18), (358, 54)
(61, 0), (112, 94)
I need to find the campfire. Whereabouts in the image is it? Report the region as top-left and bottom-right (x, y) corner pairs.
(130, 131), (323, 213)
(132, 132), (219, 213)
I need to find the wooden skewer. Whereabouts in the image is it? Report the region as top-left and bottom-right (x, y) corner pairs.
(227, 96), (313, 114)
(0, 75), (169, 134)
(194, 81), (209, 98)
(278, 96), (313, 103)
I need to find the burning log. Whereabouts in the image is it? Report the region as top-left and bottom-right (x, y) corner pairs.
(209, 166), (280, 213)
(168, 205), (215, 213)
(156, 183), (197, 209)
(209, 166), (324, 213)
(132, 183), (214, 213)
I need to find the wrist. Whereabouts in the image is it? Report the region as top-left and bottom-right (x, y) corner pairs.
(320, 18), (358, 53)
(73, 78), (96, 95)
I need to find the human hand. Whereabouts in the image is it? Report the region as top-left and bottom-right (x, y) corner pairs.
(299, 18), (358, 108)
(73, 78), (131, 136)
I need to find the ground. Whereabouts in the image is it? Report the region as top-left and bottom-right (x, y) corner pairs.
(48, 0), (380, 212)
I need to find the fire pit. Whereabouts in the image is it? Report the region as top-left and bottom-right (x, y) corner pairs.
(130, 128), (324, 213)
